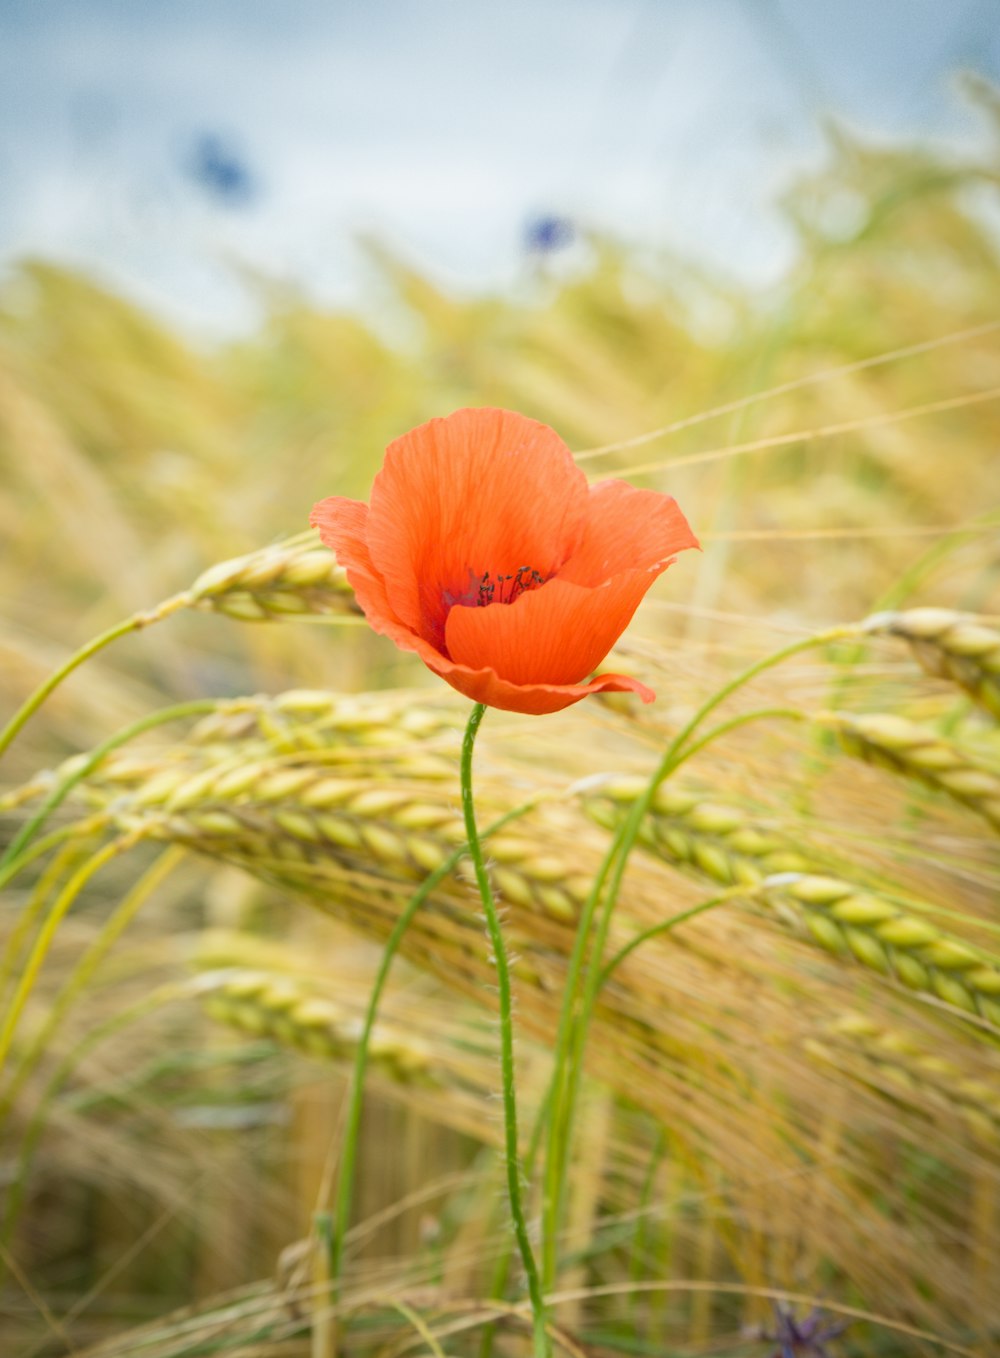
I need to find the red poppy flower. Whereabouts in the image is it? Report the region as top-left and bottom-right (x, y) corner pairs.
(310, 408), (698, 715)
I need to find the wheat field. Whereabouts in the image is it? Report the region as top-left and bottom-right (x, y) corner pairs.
(2, 108), (1000, 1357)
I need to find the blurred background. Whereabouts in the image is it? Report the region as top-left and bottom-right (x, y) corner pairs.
(3, 5), (1000, 1356)
(2, 0), (999, 334)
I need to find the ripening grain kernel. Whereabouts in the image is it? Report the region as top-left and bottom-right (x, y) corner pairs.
(893, 955), (932, 989)
(844, 928), (891, 973)
(300, 779), (359, 808)
(931, 973), (979, 1012)
(168, 768), (224, 810)
(691, 841), (734, 883)
(131, 769), (189, 807)
(360, 823), (408, 862)
(256, 769), (318, 801)
(688, 804), (744, 835)
(274, 810), (322, 842)
(804, 912), (848, 954)
(829, 894), (896, 927)
(877, 917), (940, 948)
(492, 867), (534, 908)
(791, 876), (854, 907)
(537, 885), (575, 921)
(348, 788), (414, 817)
(282, 551), (342, 587)
(315, 815), (363, 849)
(967, 967), (1000, 996)
(521, 854), (572, 883)
(393, 802), (454, 830)
(190, 810), (243, 837)
(213, 764), (268, 799)
(407, 837), (447, 872)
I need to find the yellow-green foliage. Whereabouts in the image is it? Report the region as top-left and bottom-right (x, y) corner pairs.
(2, 113), (1000, 1358)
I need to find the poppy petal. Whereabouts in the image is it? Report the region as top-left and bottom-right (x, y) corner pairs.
(425, 663), (655, 716)
(309, 496), (408, 633)
(444, 572), (663, 688)
(560, 479), (700, 587)
(365, 408), (588, 647)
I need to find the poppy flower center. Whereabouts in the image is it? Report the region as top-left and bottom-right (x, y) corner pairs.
(472, 565), (547, 607)
(444, 565), (548, 612)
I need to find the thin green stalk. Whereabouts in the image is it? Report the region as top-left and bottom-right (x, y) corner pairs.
(541, 626), (855, 1288)
(0, 833), (141, 1079)
(629, 1126), (667, 1310)
(0, 592), (191, 764)
(0, 698), (218, 878)
(599, 888), (747, 988)
(0, 847), (185, 1120)
(478, 1079), (557, 1358)
(0, 825), (107, 1003)
(327, 771), (548, 1311)
(459, 703), (549, 1358)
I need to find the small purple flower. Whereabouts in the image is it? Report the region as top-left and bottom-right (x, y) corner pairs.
(524, 214), (575, 254)
(753, 1303), (850, 1358)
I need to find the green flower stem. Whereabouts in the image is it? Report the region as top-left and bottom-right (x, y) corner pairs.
(541, 626), (855, 1290)
(478, 1080), (556, 1358)
(0, 698), (218, 879)
(459, 702), (549, 1358)
(0, 592), (191, 765)
(327, 756), (549, 1339)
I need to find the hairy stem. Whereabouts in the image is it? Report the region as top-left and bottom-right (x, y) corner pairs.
(460, 703), (549, 1358)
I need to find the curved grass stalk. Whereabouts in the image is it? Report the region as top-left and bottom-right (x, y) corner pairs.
(573, 319), (1000, 460)
(0, 846), (185, 1121)
(611, 384), (1000, 481)
(0, 824), (107, 1001)
(0, 832), (142, 1083)
(0, 593), (192, 764)
(0, 698), (219, 878)
(598, 886), (748, 987)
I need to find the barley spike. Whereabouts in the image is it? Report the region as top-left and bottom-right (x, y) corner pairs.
(865, 608), (1000, 719)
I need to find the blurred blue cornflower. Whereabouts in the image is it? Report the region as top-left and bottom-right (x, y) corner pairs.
(524, 214), (575, 254)
(186, 133), (257, 207)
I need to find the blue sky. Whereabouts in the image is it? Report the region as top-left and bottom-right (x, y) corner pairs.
(1, 0), (997, 333)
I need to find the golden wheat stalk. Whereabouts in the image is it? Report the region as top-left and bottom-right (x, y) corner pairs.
(188, 532), (358, 621)
(865, 608), (1000, 718)
(196, 967), (441, 1085)
(827, 711), (1000, 832)
(188, 687), (461, 757)
(27, 708), (1000, 1029)
(124, 768), (589, 929)
(15, 707), (1000, 1337)
(806, 1012), (1000, 1142)
(585, 776), (1000, 1026)
(1, 690), (461, 817)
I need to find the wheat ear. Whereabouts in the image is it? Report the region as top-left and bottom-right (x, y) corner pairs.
(807, 1012), (1000, 1142)
(585, 778), (1000, 1026)
(827, 711), (1000, 832)
(865, 608), (1000, 719)
(189, 532), (358, 621)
